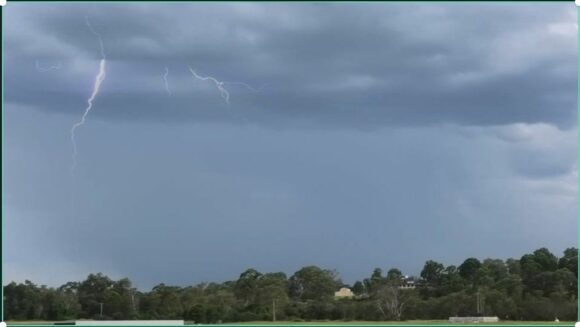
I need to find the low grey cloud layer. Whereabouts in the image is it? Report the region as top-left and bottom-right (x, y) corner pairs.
(3, 3), (577, 289)
(5, 3), (577, 128)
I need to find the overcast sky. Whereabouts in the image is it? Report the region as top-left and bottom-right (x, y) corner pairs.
(3, 3), (577, 290)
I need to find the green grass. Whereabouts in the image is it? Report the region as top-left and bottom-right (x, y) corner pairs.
(7, 322), (65, 326)
(6, 321), (576, 326)
(219, 321), (575, 326)
(7, 322), (71, 326)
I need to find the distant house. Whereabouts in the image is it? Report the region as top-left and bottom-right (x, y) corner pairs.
(399, 275), (417, 290)
(399, 280), (416, 289)
(334, 287), (355, 299)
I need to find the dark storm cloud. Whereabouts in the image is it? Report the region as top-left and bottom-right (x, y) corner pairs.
(3, 3), (577, 289)
(4, 3), (576, 129)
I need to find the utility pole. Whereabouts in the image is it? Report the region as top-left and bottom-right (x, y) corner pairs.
(476, 290), (485, 316)
(476, 291), (480, 316)
(131, 292), (136, 313)
(272, 299), (276, 322)
(100, 302), (104, 317)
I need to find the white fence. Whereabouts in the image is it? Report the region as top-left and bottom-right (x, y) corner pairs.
(449, 316), (499, 323)
(75, 321), (184, 326)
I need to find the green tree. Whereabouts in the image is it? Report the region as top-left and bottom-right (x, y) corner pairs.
(520, 248), (560, 294)
(506, 258), (521, 276)
(482, 259), (508, 282)
(531, 248), (559, 272)
(145, 284), (184, 319)
(439, 265), (464, 296)
(352, 281), (365, 296)
(234, 268), (262, 307)
(78, 273), (114, 318)
(51, 282), (81, 320)
(459, 258), (481, 285)
(3, 246), (578, 323)
(186, 303), (206, 323)
(558, 247), (578, 277)
(420, 260), (445, 286)
(375, 283), (409, 321)
(289, 266), (340, 301)
(386, 268), (402, 283)
(482, 289), (517, 320)
(3, 280), (45, 320)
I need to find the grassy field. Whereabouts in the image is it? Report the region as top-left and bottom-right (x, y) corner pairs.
(6, 321), (576, 326)
(221, 321), (574, 326)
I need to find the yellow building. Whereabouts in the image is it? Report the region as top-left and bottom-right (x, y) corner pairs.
(334, 287), (355, 299)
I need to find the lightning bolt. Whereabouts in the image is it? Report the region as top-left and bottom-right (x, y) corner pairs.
(163, 66), (172, 96)
(186, 66), (263, 103)
(35, 60), (62, 72)
(222, 81), (266, 93)
(187, 66), (264, 124)
(70, 16), (106, 173)
(187, 66), (230, 104)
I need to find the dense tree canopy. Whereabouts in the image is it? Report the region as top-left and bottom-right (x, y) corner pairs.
(420, 260), (445, 286)
(4, 247), (577, 322)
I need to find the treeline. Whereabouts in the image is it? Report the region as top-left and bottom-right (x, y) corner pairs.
(4, 247), (577, 322)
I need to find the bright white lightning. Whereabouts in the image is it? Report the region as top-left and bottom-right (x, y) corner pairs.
(70, 17), (107, 172)
(163, 66), (172, 96)
(35, 60), (62, 72)
(187, 66), (231, 104)
(186, 66), (263, 105)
